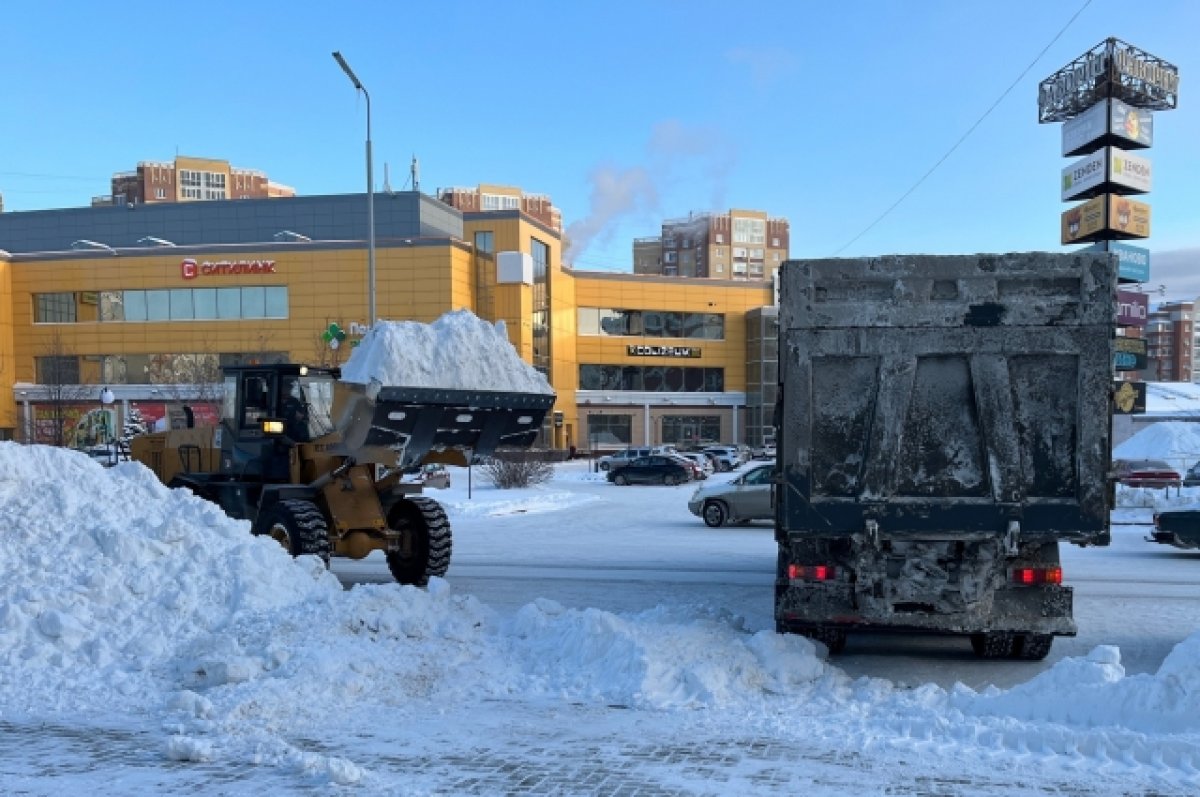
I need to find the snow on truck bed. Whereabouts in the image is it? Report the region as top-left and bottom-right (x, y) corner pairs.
(339, 309), (554, 395)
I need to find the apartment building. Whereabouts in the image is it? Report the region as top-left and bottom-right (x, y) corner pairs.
(437, 183), (562, 233)
(632, 209), (790, 280)
(94, 156), (296, 207)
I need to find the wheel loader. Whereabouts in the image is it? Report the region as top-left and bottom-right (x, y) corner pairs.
(130, 363), (555, 585)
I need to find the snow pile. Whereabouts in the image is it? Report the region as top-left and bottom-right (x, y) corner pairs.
(340, 309), (554, 394)
(1114, 420), (1200, 473)
(0, 443), (343, 715)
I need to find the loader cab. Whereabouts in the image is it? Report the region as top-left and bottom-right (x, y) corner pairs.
(219, 364), (339, 478)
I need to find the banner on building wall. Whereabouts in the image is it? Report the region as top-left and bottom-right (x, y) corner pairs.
(31, 405), (116, 448)
(1117, 290), (1150, 327)
(1114, 336), (1148, 371)
(1081, 240), (1151, 283)
(1112, 380), (1147, 414)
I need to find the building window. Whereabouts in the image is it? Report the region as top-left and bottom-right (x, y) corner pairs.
(733, 217), (765, 245)
(474, 230), (494, 254)
(34, 293), (78, 323)
(579, 364), (723, 392)
(155, 188), (166, 200)
(36, 356), (80, 384)
(481, 193), (520, 211)
(662, 415), (721, 447)
(99, 287), (289, 321)
(586, 414), (632, 447)
(579, 307), (724, 340)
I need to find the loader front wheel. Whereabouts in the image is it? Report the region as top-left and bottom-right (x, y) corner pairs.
(256, 499), (331, 564)
(386, 496), (452, 587)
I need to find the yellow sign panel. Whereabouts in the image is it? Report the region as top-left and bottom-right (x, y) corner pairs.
(1061, 196), (1106, 244)
(1107, 195), (1151, 239)
(1061, 194), (1151, 244)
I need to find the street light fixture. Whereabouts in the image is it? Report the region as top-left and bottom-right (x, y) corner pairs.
(332, 50), (376, 328)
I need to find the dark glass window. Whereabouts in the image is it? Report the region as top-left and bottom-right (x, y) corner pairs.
(36, 356), (80, 384)
(34, 293), (77, 323)
(587, 414), (632, 447)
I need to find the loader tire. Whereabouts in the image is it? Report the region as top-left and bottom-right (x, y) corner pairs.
(1013, 633), (1054, 661)
(970, 632), (1016, 659)
(256, 499), (331, 564)
(386, 496), (452, 587)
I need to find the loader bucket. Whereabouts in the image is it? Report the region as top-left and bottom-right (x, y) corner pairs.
(330, 382), (555, 468)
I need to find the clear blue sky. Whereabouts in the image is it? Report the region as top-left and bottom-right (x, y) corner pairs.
(3, 1), (1197, 293)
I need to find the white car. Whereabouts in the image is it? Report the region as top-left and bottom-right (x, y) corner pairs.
(677, 452), (713, 478)
(700, 446), (739, 472)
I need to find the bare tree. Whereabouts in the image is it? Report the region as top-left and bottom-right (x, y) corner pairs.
(32, 331), (94, 447)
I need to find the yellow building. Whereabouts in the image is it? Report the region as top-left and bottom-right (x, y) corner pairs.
(0, 191), (777, 452)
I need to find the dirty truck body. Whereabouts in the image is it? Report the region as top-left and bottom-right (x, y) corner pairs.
(774, 253), (1115, 658)
(131, 364), (554, 585)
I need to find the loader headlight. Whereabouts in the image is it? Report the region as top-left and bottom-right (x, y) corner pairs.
(261, 419), (285, 435)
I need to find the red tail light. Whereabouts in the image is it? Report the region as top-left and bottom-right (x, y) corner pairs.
(788, 564), (837, 581)
(1010, 567), (1062, 585)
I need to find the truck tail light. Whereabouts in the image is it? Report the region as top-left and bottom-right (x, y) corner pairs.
(788, 564), (837, 581)
(1010, 567), (1062, 586)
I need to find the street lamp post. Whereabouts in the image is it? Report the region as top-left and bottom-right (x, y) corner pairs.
(332, 51), (376, 328)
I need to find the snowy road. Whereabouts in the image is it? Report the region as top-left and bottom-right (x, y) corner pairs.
(4, 452), (1200, 796)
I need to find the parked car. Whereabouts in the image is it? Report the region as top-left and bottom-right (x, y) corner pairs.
(1114, 458), (1182, 489)
(687, 463), (775, 527)
(1149, 504), (1200, 549)
(676, 452), (713, 479)
(1184, 461), (1200, 487)
(606, 455), (690, 486)
(420, 463), (451, 489)
(667, 453), (703, 481)
(700, 446), (739, 472)
(598, 447), (652, 472)
(751, 443), (776, 460)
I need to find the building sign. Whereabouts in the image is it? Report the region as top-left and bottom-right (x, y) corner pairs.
(1114, 336), (1148, 371)
(1112, 380), (1147, 414)
(1117, 290), (1149, 327)
(1061, 147), (1152, 201)
(1081, 240), (1150, 283)
(1062, 195), (1150, 244)
(1061, 196), (1107, 243)
(1039, 38), (1179, 123)
(1106, 195), (1151, 239)
(1062, 99), (1156, 156)
(181, 258), (278, 279)
(626, 345), (702, 358)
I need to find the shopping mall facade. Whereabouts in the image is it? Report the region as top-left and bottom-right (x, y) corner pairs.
(0, 192), (779, 452)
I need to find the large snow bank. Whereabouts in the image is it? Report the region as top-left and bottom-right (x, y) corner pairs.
(1114, 421), (1200, 472)
(0, 442), (342, 716)
(340, 309), (554, 394)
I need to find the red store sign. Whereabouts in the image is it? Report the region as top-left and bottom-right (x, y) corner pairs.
(181, 258), (277, 279)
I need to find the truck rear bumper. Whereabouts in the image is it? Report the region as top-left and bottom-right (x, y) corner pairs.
(775, 579), (1076, 636)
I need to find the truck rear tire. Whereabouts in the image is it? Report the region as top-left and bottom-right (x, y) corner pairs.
(386, 496), (452, 587)
(970, 632), (1016, 658)
(1013, 633), (1054, 660)
(255, 499), (332, 564)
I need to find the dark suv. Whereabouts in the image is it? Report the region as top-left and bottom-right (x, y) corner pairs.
(1184, 461), (1200, 487)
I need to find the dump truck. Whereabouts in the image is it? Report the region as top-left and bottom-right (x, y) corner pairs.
(131, 362), (555, 585)
(773, 252), (1115, 659)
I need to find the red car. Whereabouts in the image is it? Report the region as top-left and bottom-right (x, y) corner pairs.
(1114, 458), (1182, 489)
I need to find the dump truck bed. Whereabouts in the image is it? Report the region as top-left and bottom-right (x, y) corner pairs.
(776, 252), (1116, 545)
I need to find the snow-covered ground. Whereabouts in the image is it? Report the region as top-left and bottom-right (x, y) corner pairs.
(1, 438), (1199, 795)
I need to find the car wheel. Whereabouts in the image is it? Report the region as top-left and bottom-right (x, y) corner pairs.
(703, 501), (727, 527)
(613, 473), (628, 485)
(663, 473), (679, 486)
(600, 462), (610, 471)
